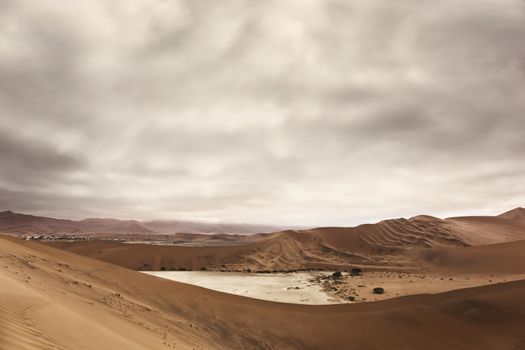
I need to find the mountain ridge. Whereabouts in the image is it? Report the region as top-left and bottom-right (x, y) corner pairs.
(0, 210), (288, 235)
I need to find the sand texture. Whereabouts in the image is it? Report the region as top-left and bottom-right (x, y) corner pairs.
(1, 233), (525, 349)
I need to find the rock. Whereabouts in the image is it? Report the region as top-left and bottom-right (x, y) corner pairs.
(350, 268), (362, 276)
(347, 296), (355, 301)
(332, 271), (343, 279)
(373, 287), (384, 294)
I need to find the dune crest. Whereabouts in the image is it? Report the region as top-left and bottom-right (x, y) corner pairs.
(498, 207), (525, 219)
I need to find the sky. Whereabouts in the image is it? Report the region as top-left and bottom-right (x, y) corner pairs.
(0, 0), (524, 226)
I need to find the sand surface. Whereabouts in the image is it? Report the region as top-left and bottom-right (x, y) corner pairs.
(3, 208), (525, 349)
(2, 234), (525, 349)
(143, 271), (334, 304)
(313, 271), (525, 302)
(144, 270), (525, 305)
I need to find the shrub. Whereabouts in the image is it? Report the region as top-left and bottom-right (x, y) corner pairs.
(373, 287), (384, 294)
(332, 271), (343, 279)
(351, 268), (362, 276)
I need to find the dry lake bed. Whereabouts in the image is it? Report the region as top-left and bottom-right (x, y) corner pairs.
(142, 271), (338, 304)
(142, 270), (525, 305)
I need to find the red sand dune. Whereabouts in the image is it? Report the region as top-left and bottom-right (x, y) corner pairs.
(42, 208), (525, 272)
(412, 239), (525, 274)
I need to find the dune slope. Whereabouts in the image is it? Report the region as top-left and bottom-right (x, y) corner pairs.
(413, 239), (525, 274)
(2, 235), (525, 349)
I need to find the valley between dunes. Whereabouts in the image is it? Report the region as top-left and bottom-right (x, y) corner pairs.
(2, 208), (525, 349)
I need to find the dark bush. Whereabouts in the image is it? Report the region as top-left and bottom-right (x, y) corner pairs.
(332, 271), (343, 279)
(373, 287), (384, 294)
(351, 268), (362, 276)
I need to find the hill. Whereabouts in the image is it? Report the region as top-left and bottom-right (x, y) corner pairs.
(0, 210), (286, 235)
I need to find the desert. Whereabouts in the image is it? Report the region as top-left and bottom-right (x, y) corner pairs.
(2, 1), (525, 348)
(2, 208), (525, 349)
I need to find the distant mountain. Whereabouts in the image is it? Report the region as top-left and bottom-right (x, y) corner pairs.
(142, 219), (286, 235)
(0, 210), (287, 235)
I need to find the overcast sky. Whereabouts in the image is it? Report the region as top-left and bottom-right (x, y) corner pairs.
(0, 0), (524, 225)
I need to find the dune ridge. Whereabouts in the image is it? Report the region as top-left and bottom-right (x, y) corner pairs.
(43, 208), (525, 272)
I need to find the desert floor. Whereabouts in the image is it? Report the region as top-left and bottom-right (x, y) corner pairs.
(143, 270), (525, 304)
(2, 234), (525, 349)
(143, 271), (334, 304)
(3, 208), (525, 349)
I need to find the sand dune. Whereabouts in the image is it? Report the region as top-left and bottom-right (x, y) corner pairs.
(4, 208), (525, 349)
(0, 236), (205, 349)
(498, 207), (525, 219)
(43, 208), (525, 272)
(413, 239), (525, 274)
(2, 235), (525, 349)
(444, 216), (525, 245)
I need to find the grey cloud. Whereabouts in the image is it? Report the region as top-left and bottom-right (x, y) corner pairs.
(0, 129), (84, 188)
(0, 0), (524, 225)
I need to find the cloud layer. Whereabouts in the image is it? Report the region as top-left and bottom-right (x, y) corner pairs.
(1, 0), (524, 225)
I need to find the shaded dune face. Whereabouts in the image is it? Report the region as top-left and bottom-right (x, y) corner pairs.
(1, 235), (525, 350)
(411, 240), (525, 274)
(42, 209), (525, 272)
